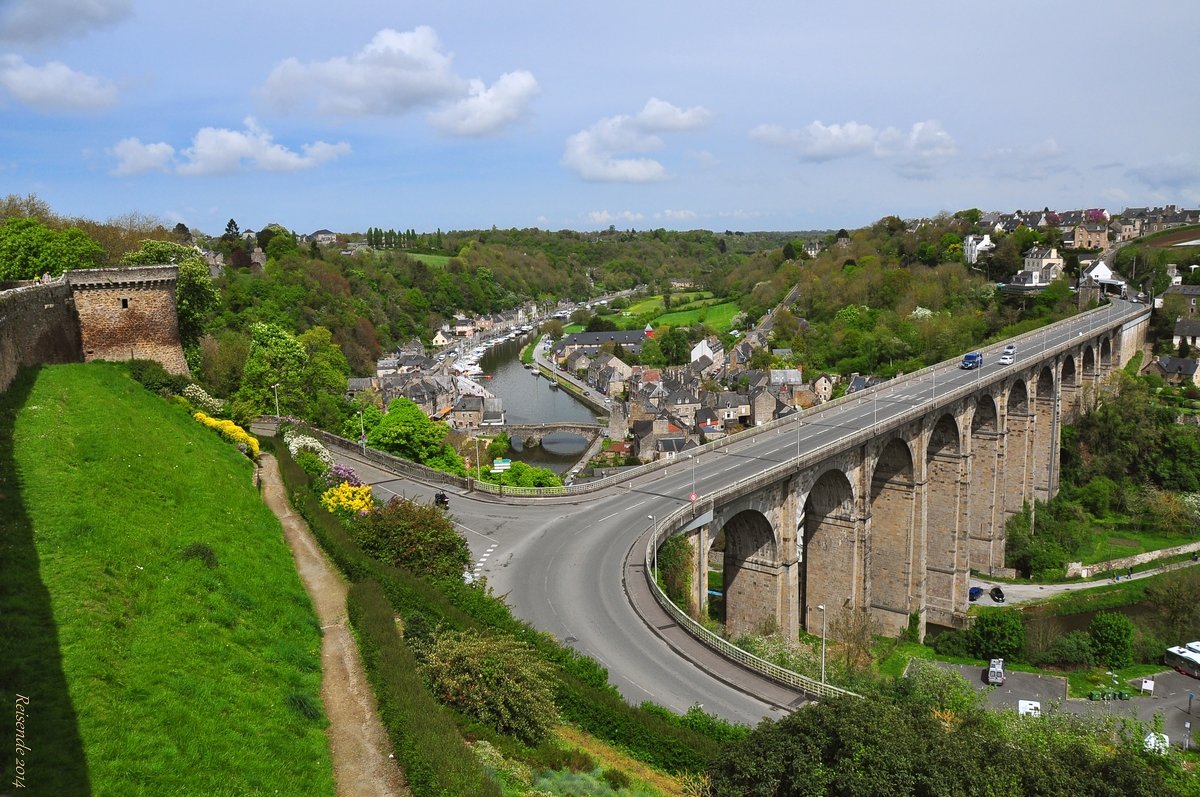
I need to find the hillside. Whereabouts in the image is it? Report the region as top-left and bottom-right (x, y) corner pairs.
(0, 363), (333, 796)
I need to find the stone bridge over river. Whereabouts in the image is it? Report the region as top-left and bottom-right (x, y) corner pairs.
(500, 422), (603, 447)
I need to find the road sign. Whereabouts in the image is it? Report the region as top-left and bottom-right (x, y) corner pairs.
(492, 458), (511, 472)
(689, 492), (697, 502)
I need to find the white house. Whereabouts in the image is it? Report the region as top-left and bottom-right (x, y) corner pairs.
(964, 234), (996, 265)
(1012, 247), (1064, 287)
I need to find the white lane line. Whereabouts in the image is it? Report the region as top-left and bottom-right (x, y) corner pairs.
(598, 510), (621, 522)
(453, 520), (491, 541)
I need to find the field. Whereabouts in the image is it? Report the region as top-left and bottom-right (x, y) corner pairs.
(0, 363), (333, 796)
(652, 301), (741, 332)
(1140, 224), (1200, 249)
(406, 252), (452, 267)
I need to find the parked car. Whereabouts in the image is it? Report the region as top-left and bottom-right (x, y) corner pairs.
(969, 586), (983, 602)
(989, 586), (1006, 603)
(986, 658), (1006, 685)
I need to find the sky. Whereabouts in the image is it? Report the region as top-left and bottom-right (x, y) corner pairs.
(1, 0), (1198, 237)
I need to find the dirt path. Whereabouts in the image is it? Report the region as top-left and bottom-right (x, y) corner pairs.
(258, 454), (408, 797)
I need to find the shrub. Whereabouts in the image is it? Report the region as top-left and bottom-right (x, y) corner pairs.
(930, 628), (972, 658)
(657, 534), (693, 609)
(1032, 631), (1095, 668)
(422, 630), (559, 745)
(320, 482), (375, 518)
(353, 497), (470, 581)
(347, 580), (501, 797)
(969, 609), (1025, 661)
(283, 428), (335, 468)
(294, 449), (330, 482)
(182, 383), (225, 415)
(323, 463), (362, 488)
(1088, 611), (1135, 669)
(193, 411), (259, 458)
(127, 358), (188, 394)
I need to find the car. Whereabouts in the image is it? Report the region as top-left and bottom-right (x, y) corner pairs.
(1004, 344), (1016, 355)
(989, 586), (1006, 603)
(960, 352), (983, 369)
(969, 586), (983, 602)
(999, 353), (1014, 365)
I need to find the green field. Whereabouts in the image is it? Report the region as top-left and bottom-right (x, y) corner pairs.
(0, 363), (333, 796)
(407, 252), (452, 267)
(652, 301), (741, 332)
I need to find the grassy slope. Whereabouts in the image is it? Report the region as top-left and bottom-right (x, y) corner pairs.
(0, 363), (332, 796)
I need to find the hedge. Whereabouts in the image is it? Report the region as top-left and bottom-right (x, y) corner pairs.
(347, 579), (501, 797)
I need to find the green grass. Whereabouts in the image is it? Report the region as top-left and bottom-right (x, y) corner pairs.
(1065, 664), (1165, 699)
(407, 252), (451, 267)
(1074, 520), (1189, 565)
(0, 363), (332, 796)
(652, 301), (741, 332)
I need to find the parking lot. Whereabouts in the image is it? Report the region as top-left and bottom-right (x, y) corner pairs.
(934, 662), (1199, 751)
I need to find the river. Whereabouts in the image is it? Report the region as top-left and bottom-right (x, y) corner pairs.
(476, 333), (596, 473)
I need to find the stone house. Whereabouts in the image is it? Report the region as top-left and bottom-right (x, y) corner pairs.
(451, 394), (484, 430)
(1012, 247), (1064, 287)
(1173, 319), (1200, 351)
(1149, 356), (1200, 387)
(812, 374), (834, 403)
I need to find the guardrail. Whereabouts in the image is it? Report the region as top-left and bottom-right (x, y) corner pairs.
(643, 466), (860, 701)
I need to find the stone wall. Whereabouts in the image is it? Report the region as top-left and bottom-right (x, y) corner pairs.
(0, 279), (82, 393)
(65, 266), (188, 375)
(1066, 541), (1200, 578)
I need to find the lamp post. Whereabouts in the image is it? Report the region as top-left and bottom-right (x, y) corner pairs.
(647, 514), (658, 584)
(271, 382), (280, 418)
(817, 603), (827, 685)
(358, 410), (366, 455)
(474, 436), (481, 481)
(689, 454), (697, 502)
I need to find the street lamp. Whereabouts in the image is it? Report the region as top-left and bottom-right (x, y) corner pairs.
(817, 603), (827, 685)
(358, 410), (366, 455)
(270, 382), (280, 418)
(689, 454), (697, 502)
(648, 514), (658, 584)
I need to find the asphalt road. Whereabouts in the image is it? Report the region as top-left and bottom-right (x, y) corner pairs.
(324, 298), (1150, 725)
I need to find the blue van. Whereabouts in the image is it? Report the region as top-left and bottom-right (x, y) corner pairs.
(960, 352), (983, 369)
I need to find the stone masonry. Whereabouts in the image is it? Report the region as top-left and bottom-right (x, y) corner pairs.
(0, 279), (82, 393)
(65, 266), (188, 375)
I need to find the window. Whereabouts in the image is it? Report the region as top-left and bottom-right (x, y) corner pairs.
(120, 297), (129, 309)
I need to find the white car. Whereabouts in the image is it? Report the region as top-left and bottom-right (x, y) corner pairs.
(999, 353), (1014, 365)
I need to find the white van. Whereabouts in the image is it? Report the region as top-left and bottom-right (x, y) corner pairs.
(1018, 700), (1041, 718)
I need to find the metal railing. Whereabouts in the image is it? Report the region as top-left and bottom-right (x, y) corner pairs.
(643, 467), (860, 701)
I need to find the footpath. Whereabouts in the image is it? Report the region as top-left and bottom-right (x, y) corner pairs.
(258, 454), (408, 797)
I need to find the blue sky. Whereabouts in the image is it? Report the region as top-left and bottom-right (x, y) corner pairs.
(2, 0), (1197, 236)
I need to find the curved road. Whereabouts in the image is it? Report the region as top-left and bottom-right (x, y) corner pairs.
(332, 299), (1149, 725)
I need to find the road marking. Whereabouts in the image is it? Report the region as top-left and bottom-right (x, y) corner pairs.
(598, 510), (622, 522)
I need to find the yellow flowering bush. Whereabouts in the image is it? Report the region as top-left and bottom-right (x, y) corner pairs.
(193, 412), (260, 459)
(321, 482), (375, 516)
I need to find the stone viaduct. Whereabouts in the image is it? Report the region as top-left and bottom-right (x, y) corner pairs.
(670, 308), (1149, 642)
(501, 422), (603, 447)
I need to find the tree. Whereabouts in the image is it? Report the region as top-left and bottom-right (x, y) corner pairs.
(969, 609), (1025, 660)
(368, 398), (464, 474)
(352, 496), (470, 580)
(0, 216), (104, 279)
(236, 322), (308, 417)
(265, 231), (300, 261)
(421, 630), (558, 745)
(1088, 611), (1134, 669)
(298, 326), (350, 428)
(223, 218), (240, 241)
(638, 336), (666, 367)
(660, 327), (691, 365)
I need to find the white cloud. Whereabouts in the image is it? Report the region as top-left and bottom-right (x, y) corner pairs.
(0, 54), (117, 110)
(660, 209), (697, 221)
(587, 210), (645, 225)
(751, 118), (956, 178)
(263, 26), (537, 136)
(0, 0), (131, 45)
(987, 137), (1063, 162)
(878, 120), (957, 179)
(563, 98), (712, 182)
(750, 120), (877, 161)
(428, 70), (538, 136)
(109, 118), (350, 177)
(108, 138), (175, 176)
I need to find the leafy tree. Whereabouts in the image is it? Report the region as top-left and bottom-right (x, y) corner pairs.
(485, 432), (509, 460)
(0, 216), (104, 279)
(236, 322), (308, 417)
(656, 534), (693, 610)
(368, 398), (464, 474)
(1088, 611), (1134, 669)
(660, 327), (691, 365)
(265, 231), (300, 261)
(298, 326), (350, 428)
(1145, 568), (1200, 641)
(421, 630), (558, 744)
(1033, 630), (1096, 669)
(352, 496), (470, 580)
(584, 315), (618, 333)
(969, 609), (1025, 661)
(638, 337), (666, 368)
